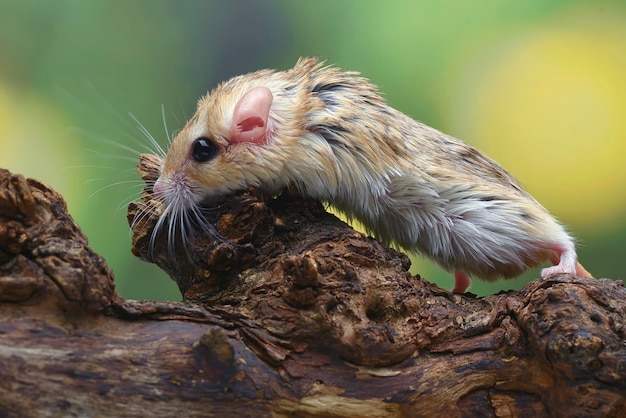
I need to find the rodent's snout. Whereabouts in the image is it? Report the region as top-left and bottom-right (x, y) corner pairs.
(151, 172), (205, 211)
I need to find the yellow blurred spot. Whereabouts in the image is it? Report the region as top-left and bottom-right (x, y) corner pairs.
(447, 6), (626, 225)
(0, 84), (18, 157)
(0, 82), (85, 212)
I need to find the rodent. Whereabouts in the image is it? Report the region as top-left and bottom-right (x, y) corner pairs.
(152, 57), (593, 293)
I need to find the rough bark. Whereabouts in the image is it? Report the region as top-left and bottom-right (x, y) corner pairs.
(0, 159), (624, 418)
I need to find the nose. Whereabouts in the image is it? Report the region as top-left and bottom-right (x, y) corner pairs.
(153, 177), (166, 199)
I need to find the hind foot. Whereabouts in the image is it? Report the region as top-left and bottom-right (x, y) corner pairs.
(541, 245), (592, 278)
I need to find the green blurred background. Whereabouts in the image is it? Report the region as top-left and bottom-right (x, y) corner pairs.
(1, 0), (624, 300)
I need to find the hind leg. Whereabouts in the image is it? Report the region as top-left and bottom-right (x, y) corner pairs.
(452, 270), (471, 293)
(540, 243), (592, 278)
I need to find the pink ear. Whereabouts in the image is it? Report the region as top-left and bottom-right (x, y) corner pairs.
(230, 86), (273, 144)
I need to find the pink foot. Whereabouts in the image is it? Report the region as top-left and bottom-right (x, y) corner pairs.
(541, 245), (577, 278)
(452, 270), (471, 293)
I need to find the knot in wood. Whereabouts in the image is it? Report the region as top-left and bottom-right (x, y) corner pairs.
(194, 327), (235, 365)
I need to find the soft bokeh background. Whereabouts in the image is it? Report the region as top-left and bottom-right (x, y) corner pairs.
(1, 0), (624, 300)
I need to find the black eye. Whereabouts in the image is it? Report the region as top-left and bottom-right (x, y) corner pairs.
(192, 137), (218, 162)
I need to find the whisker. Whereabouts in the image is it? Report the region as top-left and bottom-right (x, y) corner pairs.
(150, 204), (172, 260)
(130, 201), (160, 240)
(115, 187), (151, 213)
(80, 80), (138, 131)
(87, 179), (146, 201)
(161, 104), (172, 146)
(178, 210), (191, 261)
(168, 206), (182, 260)
(129, 113), (166, 158)
(58, 85), (168, 160)
(64, 163), (137, 172)
(73, 129), (147, 157)
(56, 85), (144, 147)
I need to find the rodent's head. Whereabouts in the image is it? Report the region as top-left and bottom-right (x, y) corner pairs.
(153, 74), (299, 212)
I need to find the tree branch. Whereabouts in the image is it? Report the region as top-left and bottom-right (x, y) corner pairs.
(0, 160), (624, 417)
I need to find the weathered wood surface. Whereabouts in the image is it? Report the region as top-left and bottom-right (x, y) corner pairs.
(0, 160), (624, 417)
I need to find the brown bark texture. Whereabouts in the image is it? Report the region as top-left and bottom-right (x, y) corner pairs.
(0, 156), (625, 418)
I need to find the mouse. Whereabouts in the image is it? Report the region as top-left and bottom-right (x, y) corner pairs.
(151, 57), (593, 293)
